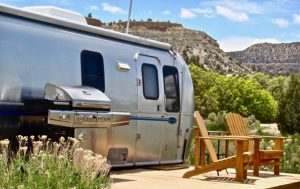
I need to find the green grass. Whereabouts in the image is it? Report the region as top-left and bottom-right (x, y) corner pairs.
(0, 136), (111, 189)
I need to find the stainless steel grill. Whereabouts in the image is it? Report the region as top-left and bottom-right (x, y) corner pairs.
(45, 83), (130, 128)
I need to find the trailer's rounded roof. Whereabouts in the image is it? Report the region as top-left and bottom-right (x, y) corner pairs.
(0, 3), (172, 51)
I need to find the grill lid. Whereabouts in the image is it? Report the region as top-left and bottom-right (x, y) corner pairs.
(44, 83), (110, 110)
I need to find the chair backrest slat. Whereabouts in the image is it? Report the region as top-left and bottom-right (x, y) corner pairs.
(226, 113), (253, 152)
(194, 111), (218, 162)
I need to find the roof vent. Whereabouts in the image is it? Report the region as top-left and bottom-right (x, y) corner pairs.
(22, 6), (87, 24)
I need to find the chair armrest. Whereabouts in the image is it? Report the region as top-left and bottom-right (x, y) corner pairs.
(248, 135), (285, 151)
(249, 135), (286, 139)
(196, 136), (252, 140)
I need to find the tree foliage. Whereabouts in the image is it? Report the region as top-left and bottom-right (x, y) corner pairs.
(277, 74), (300, 134)
(189, 64), (278, 123)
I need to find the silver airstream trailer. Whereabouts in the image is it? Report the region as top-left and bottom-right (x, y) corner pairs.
(0, 4), (194, 167)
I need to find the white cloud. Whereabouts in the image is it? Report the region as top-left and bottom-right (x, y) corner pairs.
(180, 8), (197, 19)
(273, 18), (289, 28)
(220, 1), (262, 14)
(191, 8), (214, 18)
(162, 10), (171, 15)
(293, 12), (300, 24)
(102, 2), (126, 14)
(219, 37), (280, 52)
(180, 8), (214, 19)
(216, 6), (249, 22)
(190, 8), (213, 15)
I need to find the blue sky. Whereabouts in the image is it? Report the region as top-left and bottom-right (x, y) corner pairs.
(1, 0), (300, 52)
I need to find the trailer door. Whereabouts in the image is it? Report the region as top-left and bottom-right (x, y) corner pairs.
(135, 55), (164, 165)
(160, 65), (181, 163)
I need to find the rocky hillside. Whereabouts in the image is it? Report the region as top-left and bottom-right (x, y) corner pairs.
(86, 17), (251, 74)
(229, 43), (300, 74)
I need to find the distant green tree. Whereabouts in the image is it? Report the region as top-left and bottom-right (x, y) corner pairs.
(250, 72), (270, 89)
(278, 74), (300, 134)
(267, 76), (289, 101)
(87, 13), (92, 18)
(189, 64), (278, 122)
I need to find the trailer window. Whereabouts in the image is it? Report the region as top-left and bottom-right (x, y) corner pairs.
(142, 64), (159, 100)
(163, 66), (180, 112)
(81, 50), (105, 92)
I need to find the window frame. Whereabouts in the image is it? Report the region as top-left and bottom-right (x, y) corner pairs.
(141, 63), (159, 100)
(163, 65), (180, 112)
(80, 50), (105, 92)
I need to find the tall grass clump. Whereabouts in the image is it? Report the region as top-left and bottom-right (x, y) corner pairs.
(259, 134), (300, 174)
(0, 135), (111, 189)
(281, 134), (300, 173)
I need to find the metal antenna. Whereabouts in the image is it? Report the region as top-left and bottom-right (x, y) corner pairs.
(126, 0), (133, 34)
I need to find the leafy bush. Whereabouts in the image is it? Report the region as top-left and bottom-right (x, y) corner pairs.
(0, 136), (110, 189)
(190, 64), (278, 122)
(205, 111), (227, 131)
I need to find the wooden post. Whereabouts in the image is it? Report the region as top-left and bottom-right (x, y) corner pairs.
(274, 138), (283, 150)
(235, 140), (245, 182)
(200, 138), (205, 167)
(194, 127), (200, 169)
(225, 140), (229, 158)
(253, 137), (260, 176)
(274, 138), (283, 175)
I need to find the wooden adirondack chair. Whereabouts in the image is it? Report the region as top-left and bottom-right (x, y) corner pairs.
(183, 111), (252, 182)
(225, 112), (284, 176)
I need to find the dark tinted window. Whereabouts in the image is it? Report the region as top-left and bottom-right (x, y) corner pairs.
(163, 66), (180, 112)
(81, 50), (105, 92)
(142, 64), (159, 100)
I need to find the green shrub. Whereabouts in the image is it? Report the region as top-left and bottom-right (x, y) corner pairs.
(205, 111), (227, 131)
(190, 64), (278, 123)
(0, 136), (110, 189)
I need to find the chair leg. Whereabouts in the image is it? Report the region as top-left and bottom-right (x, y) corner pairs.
(243, 167), (247, 179)
(274, 160), (280, 175)
(253, 164), (259, 176)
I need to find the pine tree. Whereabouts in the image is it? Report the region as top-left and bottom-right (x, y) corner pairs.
(278, 74), (300, 134)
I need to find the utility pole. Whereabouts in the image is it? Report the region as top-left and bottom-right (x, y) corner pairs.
(126, 0), (133, 34)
